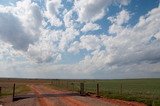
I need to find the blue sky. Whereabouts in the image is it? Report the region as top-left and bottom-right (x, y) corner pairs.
(0, 0), (160, 79)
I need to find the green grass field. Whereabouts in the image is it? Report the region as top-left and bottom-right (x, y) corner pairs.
(49, 78), (160, 106)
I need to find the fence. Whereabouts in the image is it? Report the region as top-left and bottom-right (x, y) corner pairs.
(0, 84), (14, 98)
(50, 79), (160, 106)
(0, 83), (31, 102)
(0, 79), (160, 106)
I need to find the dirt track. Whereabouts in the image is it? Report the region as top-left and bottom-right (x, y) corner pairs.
(30, 85), (115, 106)
(0, 84), (146, 106)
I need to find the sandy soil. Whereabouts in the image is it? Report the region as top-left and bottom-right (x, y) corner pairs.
(0, 84), (146, 106)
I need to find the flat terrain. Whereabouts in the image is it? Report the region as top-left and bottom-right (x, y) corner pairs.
(0, 84), (146, 106)
(0, 78), (160, 106)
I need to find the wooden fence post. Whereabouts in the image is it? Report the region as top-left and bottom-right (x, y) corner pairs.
(66, 81), (68, 89)
(12, 83), (15, 102)
(120, 83), (122, 95)
(71, 83), (74, 92)
(80, 83), (85, 95)
(0, 87), (1, 96)
(96, 83), (100, 97)
(58, 80), (60, 87)
(152, 92), (155, 106)
(152, 101), (155, 106)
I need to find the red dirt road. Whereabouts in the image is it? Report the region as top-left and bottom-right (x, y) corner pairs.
(30, 85), (92, 106)
(29, 85), (146, 106)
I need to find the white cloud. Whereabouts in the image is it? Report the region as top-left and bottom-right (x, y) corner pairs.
(0, 0), (160, 79)
(74, 0), (110, 22)
(81, 22), (101, 32)
(68, 35), (102, 53)
(74, 0), (131, 22)
(63, 10), (74, 28)
(59, 27), (79, 51)
(79, 35), (102, 51)
(82, 8), (160, 75)
(0, 13), (34, 51)
(68, 6), (160, 77)
(108, 10), (130, 25)
(0, 0), (43, 51)
(27, 30), (62, 63)
(68, 41), (80, 54)
(46, 0), (62, 16)
(29, 3), (43, 31)
(45, 0), (63, 27)
(15, 0), (43, 36)
(116, 0), (131, 6)
(48, 16), (63, 27)
(66, 7), (160, 78)
(0, 0), (62, 63)
(108, 10), (130, 34)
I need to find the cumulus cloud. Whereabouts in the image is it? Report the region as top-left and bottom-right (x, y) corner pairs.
(115, 0), (131, 6)
(74, 0), (131, 22)
(0, 0), (160, 79)
(79, 35), (102, 51)
(45, 0), (63, 27)
(108, 10), (130, 34)
(0, 0), (43, 51)
(0, 13), (34, 51)
(68, 7), (160, 78)
(81, 8), (160, 74)
(68, 35), (102, 54)
(108, 10), (130, 25)
(59, 27), (79, 51)
(63, 10), (75, 28)
(74, 0), (110, 22)
(29, 3), (43, 31)
(81, 22), (101, 32)
(15, 0), (43, 36)
(28, 30), (62, 63)
(46, 0), (62, 15)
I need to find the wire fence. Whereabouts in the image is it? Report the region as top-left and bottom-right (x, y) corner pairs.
(0, 79), (160, 106)
(50, 79), (160, 106)
(0, 83), (31, 100)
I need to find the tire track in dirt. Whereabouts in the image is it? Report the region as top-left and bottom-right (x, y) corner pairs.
(30, 85), (55, 106)
(29, 85), (146, 106)
(37, 85), (89, 106)
(30, 85), (89, 106)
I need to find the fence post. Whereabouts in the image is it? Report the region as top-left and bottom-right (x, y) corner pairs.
(152, 91), (155, 106)
(0, 87), (1, 96)
(66, 81), (68, 89)
(12, 83), (15, 102)
(152, 101), (155, 106)
(96, 83), (100, 97)
(80, 83), (85, 95)
(120, 83), (122, 95)
(70, 83), (74, 92)
(58, 80), (60, 87)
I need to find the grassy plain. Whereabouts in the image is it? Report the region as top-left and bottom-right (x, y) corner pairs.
(0, 78), (160, 106)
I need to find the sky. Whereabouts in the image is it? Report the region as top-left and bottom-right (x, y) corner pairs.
(0, 0), (160, 79)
